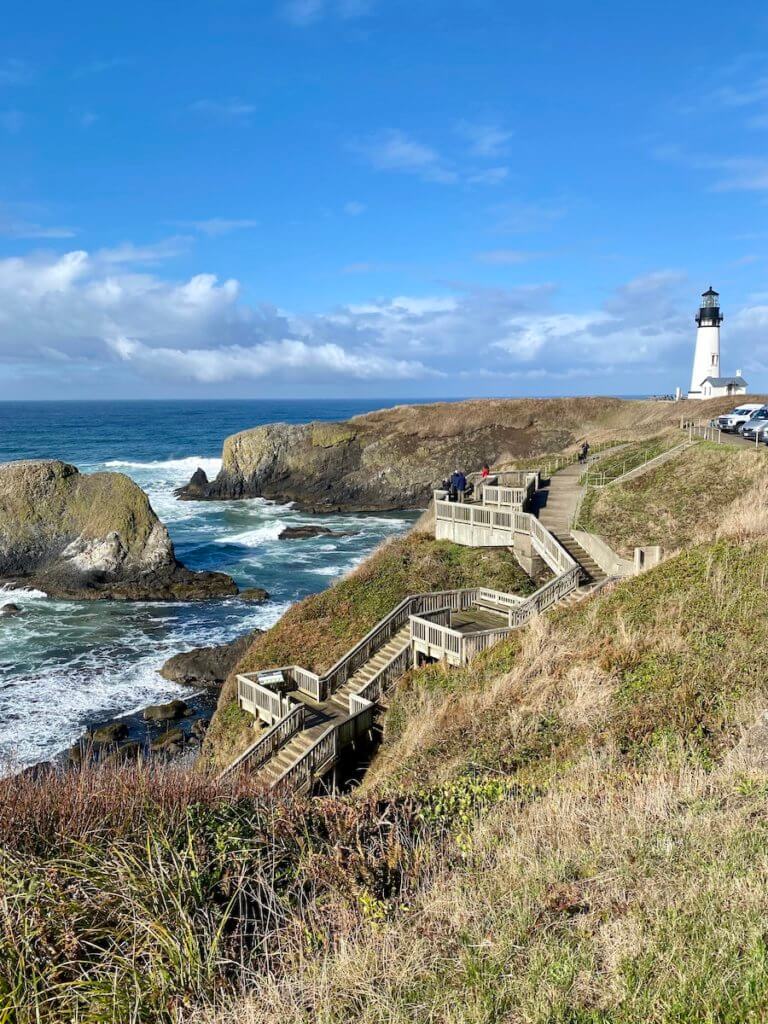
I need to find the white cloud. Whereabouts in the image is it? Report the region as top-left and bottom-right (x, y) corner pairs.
(95, 236), (192, 266)
(456, 120), (513, 158)
(175, 218), (260, 236)
(468, 166), (509, 185)
(491, 200), (567, 233)
(351, 130), (458, 184)
(474, 249), (541, 265)
(1, 251), (760, 392)
(343, 200), (366, 216)
(189, 99), (256, 120)
(709, 157), (768, 191)
(283, 0), (376, 25)
(0, 217), (77, 240)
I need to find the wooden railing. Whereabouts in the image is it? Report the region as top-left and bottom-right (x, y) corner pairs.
(219, 703), (306, 779)
(271, 699), (376, 797)
(232, 462), (598, 789)
(528, 515), (578, 574)
(353, 644), (413, 707)
(475, 587), (526, 611)
(507, 565), (580, 626)
(237, 673), (292, 725)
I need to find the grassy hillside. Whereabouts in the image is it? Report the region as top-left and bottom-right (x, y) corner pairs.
(6, 429), (768, 1023)
(578, 442), (768, 556)
(197, 534), (768, 1024)
(205, 532), (536, 767)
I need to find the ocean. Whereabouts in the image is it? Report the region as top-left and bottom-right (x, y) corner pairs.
(0, 400), (420, 769)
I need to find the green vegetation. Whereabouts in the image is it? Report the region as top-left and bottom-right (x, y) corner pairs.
(369, 536), (768, 791)
(0, 461), (161, 556)
(206, 532), (535, 766)
(7, 428), (768, 1023)
(311, 422), (357, 447)
(578, 443), (768, 555)
(578, 435), (679, 486)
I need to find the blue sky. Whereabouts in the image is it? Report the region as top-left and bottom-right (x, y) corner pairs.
(2, 0), (768, 400)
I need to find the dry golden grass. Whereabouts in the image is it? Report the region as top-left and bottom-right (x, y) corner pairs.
(579, 442), (768, 556)
(194, 750), (768, 1024)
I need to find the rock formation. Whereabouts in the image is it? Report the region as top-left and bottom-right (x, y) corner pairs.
(175, 397), (738, 513)
(0, 460), (237, 600)
(159, 629), (262, 687)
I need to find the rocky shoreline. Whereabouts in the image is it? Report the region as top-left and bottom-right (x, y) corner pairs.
(60, 625), (261, 769)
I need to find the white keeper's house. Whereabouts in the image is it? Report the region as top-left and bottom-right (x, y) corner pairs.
(687, 287), (748, 400)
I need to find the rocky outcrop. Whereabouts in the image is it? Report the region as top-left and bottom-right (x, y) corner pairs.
(175, 397), (742, 513)
(159, 629), (262, 687)
(0, 460), (237, 600)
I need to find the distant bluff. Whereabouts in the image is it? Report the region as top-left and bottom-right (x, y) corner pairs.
(0, 460), (237, 600)
(176, 396), (744, 512)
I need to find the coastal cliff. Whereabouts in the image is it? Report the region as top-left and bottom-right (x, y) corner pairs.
(0, 460), (237, 600)
(176, 396), (743, 511)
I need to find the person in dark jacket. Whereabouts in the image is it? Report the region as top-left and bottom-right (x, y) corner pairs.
(578, 441), (590, 464)
(451, 469), (467, 502)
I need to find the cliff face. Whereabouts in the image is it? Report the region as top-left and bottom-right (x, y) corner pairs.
(0, 460), (237, 600)
(176, 396), (750, 512)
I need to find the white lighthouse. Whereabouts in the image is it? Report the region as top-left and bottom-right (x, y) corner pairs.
(688, 287), (722, 399)
(686, 287), (748, 399)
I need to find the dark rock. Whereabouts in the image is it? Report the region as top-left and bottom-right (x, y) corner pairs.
(102, 741), (143, 764)
(0, 603), (22, 616)
(239, 587), (270, 603)
(178, 467), (210, 499)
(191, 717), (210, 738)
(151, 727), (184, 752)
(91, 721), (129, 745)
(278, 525), (335, 541)
(158, 629), (262, 687)
(143, 699), (189, 722)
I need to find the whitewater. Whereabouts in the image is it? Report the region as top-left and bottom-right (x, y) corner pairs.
(0, 400), (417, 769)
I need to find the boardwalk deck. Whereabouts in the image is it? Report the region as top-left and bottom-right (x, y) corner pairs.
(225, 450), (625, 792)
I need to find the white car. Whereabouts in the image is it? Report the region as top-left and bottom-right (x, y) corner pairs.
(716, 404), (765, 433)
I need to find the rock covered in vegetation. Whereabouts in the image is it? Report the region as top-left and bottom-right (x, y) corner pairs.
(0, 460), (237, 600)
(142, 699), (190, 722)
(158, 629), (263, 687)
(238, 587), (269, 603)
(175, 396), (750, 512)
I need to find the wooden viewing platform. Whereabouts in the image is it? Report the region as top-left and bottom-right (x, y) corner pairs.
(222, 451), (620, 794)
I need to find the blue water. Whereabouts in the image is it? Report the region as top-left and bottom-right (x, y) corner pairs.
(0, 400), (420, 768)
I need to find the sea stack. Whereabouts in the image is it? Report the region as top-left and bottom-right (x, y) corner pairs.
(0, 460), (238, 600)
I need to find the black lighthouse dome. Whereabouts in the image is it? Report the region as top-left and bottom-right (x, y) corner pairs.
(696, 286), (723, 326)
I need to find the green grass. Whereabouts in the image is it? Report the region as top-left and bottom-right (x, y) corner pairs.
(577, 443), (768, 555)
(205, 533), (535, 767)
(368, 536), (768, 791)
(577, 435), (679, 487)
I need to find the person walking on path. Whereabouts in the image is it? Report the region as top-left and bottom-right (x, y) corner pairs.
(451, 468), (467, 502)
(578, 441), (590, 465)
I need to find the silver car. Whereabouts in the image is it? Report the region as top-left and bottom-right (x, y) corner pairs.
(739, 407), (768, 439)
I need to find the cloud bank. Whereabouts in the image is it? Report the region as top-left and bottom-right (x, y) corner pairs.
(0, 249), (764, 395)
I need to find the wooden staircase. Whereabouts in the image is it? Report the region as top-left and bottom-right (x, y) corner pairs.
(326, 625), (411, 714)
(256, 624), (412, 787)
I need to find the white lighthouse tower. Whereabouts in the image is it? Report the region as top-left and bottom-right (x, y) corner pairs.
(688, 286), (723, 399)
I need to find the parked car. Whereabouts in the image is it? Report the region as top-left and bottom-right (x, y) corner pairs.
(739, 407), (768, 439)
(716, 404), (765, 432)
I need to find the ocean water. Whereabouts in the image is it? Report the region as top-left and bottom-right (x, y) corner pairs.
(0, 400), (420, 769)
